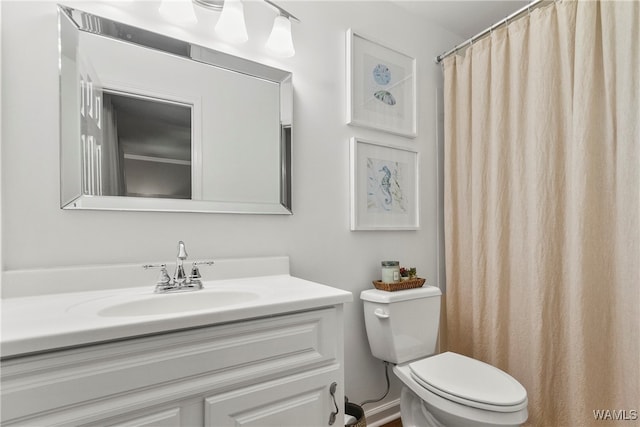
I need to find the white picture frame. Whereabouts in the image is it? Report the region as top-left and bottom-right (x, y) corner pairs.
(346, 29), (417, 138)
(350, 137), (419, 231)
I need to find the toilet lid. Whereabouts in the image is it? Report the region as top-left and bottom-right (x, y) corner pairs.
(409, 352), (527, 410)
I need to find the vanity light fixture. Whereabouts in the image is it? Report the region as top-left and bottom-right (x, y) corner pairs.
(192, 0), (299, 57)
(214, 0), (248, 44)
(266, 14), (295, 57)
(263, 0), (299, 57)
(159, 0), (198, 24)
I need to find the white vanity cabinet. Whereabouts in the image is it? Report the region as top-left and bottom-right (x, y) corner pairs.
(0, 307), (345, 426)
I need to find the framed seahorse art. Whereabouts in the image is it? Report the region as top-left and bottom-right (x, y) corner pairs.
(350, 137), (419, 230)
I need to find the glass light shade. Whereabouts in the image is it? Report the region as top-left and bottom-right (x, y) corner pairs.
(266, 15), (295, 57)
(159, 0), (197, 24)
(215, 0), (248, 44)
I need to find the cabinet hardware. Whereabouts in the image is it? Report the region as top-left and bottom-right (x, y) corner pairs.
(328, 382), (338, 425)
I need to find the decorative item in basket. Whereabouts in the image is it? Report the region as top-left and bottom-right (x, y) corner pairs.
(400, 266), (417, 280)
(373, 277), (425, 292)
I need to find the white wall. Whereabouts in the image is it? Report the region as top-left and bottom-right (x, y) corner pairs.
(0, 0), (461, 415)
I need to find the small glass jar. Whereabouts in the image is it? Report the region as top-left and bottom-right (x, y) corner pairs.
(381, 261), (400, 283)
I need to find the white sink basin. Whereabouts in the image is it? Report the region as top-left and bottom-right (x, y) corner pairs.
(2, 271), (353, 357)
(97, 290), (260, 317)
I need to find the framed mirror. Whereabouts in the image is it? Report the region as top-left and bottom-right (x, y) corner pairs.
(59, 5), (292, 214)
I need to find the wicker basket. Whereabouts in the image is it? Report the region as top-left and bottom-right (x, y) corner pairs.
(372, 277), (425, 292)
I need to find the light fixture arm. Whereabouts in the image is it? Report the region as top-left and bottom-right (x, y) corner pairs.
(192, 0), (225, 11)
(193, 0), (300, 22)
(263, 0), (300, 22)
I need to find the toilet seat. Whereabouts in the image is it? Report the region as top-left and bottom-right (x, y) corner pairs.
(409, 352), (527, 412)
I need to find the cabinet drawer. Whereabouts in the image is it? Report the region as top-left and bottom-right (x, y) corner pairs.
(1, 308), (338, 425)
(205, 365), (340, 427)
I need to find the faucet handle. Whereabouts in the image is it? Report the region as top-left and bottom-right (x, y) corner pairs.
(189, 260), (215, 283)
(143, 264), (172, 287)
(191, 261), (215, 277)
(190, 265), (201, 280)
(193, 260), (215, 267)
(190, 261), (215, 277)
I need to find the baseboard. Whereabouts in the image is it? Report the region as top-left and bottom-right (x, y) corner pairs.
(363, 398), (401, 427)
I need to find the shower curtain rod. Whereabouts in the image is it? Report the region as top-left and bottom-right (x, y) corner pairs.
(434, 0), (549, 64)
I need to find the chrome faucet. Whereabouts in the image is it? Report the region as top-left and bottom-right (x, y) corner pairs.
(144, 241), (214, 293)
(174, 241), (188, 286)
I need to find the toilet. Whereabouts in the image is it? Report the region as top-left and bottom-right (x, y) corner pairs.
(361, 286), (528, 427)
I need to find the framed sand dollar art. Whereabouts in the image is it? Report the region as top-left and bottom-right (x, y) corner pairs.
(346, 29), (417, 138)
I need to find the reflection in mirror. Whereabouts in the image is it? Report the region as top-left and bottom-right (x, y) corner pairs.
(95, 92), (192, 199)
(59, 5), (292, 214)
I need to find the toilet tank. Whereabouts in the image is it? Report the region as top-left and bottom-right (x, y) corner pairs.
(360, 286), (441, 364)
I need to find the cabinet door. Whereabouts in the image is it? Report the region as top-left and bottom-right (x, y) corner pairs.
(205, 367), (340, 427)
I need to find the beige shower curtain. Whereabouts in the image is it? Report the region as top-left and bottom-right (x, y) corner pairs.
(443, 1), (639, 425)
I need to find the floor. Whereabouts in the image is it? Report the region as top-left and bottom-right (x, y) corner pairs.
(380, 419), (403, 427)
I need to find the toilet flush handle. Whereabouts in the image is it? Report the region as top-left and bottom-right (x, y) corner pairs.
(374, 308), (390, 319)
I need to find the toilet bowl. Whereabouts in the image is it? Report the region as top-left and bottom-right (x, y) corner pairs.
(361, 287), (528, 427)
(394, 352), (528, 426)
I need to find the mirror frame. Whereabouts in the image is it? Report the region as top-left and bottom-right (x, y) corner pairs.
(58, 5), (293, 214)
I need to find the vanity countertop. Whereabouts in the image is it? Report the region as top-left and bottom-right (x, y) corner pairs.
(1, 274), (353, 358)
